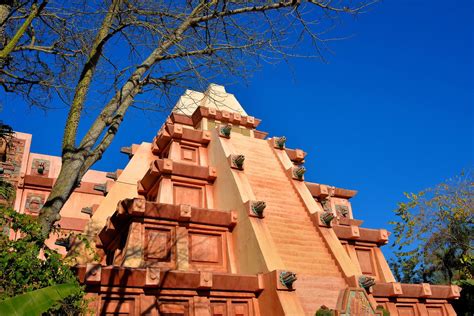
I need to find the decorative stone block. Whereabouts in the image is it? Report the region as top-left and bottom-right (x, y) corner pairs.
(230, 211), (238, 229)
(291, 166), (306, 181)
(349, 225), (360, 239)
(378, 229), (389, 243)
(31, 159), (50, 176)
(320, 211), (334, 227)
(318, 185), (330, 199)
(279, 271), (297, 289)
(420, 283), (432, 297)
(247, 200), (266, 218)
(85, 263), (102, 284)
(221, 110), (231, 120)
(208, 107), (217, 118)
(389, 282), (403, 296)
(448, 285), (461, 298)
(229, 154), (245, 170)
(293, 149), (305, 163)
(162, 159), (173, 173)
(231, 112), (241, 124)
(208, 167), (217, 180)
(131, 198), (146, 214)
(202, 131), (211, 143)
(170, 124), (183, 138)
(179, 204), (192, 221)
(25, 193), (45, 213)
(245, 116), (255, 126)
(273, 136), (286, 149)
(359, 275), (376, 292)
(145, 267), (160, 287)
(218, 123), (232, 138)
(199, 271), (213, 289)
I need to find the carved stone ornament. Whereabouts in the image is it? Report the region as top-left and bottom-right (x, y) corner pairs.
(275, 136), (286, 149)
(336, 204), (349, 217)
(232, 154), (245, 170)
(279, 271), (297, 288)
(358, 275), (376, 291)
(320, 211), (335, 226)
(251, 201), (266, 217)
(219, 124), (233, 138)
(292, 166), (306, 180)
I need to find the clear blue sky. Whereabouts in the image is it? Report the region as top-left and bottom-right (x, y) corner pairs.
(1, 1), (472, 255)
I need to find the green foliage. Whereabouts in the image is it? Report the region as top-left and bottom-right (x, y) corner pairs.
(0, 283), (78, 316)
(390, 171), (473, 315)
(315, 307), (334, 316)
(0, 206), (86, 315)
(0, 180), (15, 201)
(0, 121), (13, 139)
(376, 306), (390, 316)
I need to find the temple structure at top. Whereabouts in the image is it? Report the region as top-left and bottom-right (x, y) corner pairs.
(2, 84), (460, 315)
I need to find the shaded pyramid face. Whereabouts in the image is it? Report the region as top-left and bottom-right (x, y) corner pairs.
(74, 84), (460, 316)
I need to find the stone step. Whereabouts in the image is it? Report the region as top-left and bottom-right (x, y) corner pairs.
(295, 276), (347, 314)
(264, 215), (312, 224)
(270, 238), (325, 247)
(281, 261), (337, 271)
(268, 230), (320, 239)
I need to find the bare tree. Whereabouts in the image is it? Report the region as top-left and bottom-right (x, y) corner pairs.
(0, 0), (87, 108)
(1, 0), (378, 240)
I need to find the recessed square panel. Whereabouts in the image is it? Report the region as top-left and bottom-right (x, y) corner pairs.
(145, 229), (172, 261)
(233, 303), (249, 316)
(181, 146), (197, 163)
(190, 233), (220, 263)
(355, 248), (374, 275)
(158, 301), (189, 316)
(397, 305), (416, 316)
(211, 303), (227, 316)
(100, 298), (134, 315)
(427, 307), (444, 316)
(174, 185), (203, 208)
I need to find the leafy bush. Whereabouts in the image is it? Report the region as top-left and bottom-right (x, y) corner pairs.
(0, 206), (86, 314)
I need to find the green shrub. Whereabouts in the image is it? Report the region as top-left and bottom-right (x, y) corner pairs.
(0, 206), (86, 314)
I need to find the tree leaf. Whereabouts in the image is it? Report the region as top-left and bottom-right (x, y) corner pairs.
(0, 283), (77, 316)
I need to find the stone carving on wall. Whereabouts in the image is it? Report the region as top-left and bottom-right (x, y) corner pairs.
(0, 137), (25, 183)
(336, 204), (350, 217)
(338, 288), (376, 316)
(31, 159), (50, 176)
(25, 192), (46, 213)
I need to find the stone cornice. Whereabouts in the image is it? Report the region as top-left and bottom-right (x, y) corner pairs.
(19, 174), (107, 196)
(76, 265), (261, 292)
(139, 158), (217, 194)
(98, 198), (237, 250)
(373, 282), (461, 300)
(332, 224), (389, 245)
(153, 123), (211, 154)
(305, 182), (358, 199)
(168, 106), (262, 129)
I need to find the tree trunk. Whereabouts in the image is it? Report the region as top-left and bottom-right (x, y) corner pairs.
(0, 1), (13, 48)
(38, 155), (84, 239)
